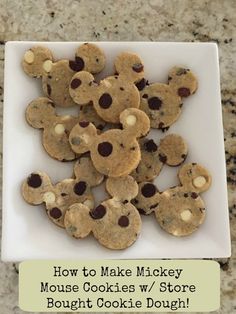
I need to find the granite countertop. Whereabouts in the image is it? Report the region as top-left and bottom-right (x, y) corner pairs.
(0, 0), (235, 313)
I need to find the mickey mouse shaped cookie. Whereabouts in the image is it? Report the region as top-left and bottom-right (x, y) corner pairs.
(26, 97), (83, 161)
(131, 134), (188, 182)
(133, 163), (211, 236)
(22, 43), (106, 107)
(140, 67), (198, 129)
(64, 175), (141, 250)
(69, 52), (144, 123)
(22, 157), (104, 228)
(69, 108), (150, 177)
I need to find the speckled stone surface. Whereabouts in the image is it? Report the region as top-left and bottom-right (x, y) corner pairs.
(0, 0), (235, 313)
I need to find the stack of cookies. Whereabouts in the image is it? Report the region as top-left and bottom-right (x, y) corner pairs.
(21, 43), (211, 250)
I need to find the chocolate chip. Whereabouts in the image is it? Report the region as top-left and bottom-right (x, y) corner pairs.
(176, 68), (187, 76)
(49, 207), (62, 219)
(97, 124), (104, 131)
(137, 208), (146, 215)
(158, 122), (164, 129)
(61, 193), (67, 197)
(48, 75), (52, 79)
(184, 193), (188, 198)
(148, 97), (162, 110)
(27, 173), (42, 188)
(90, 204), (106, 219)
(136, 78), (146, 91)
(150, 203), (159, 209)
(132, 63), (144, 73)
(47, 84), (51, 96)
(99, 93), (112, 109)
(178, 87), (190, 97)
(73, 181), (87, 195)
(97, 142), (113, 157)
(159, 154), (167, 163)
(191, 192), (198, 199)
(142, 94), (148, 99)
(118, 215), (129, 227)
(141, 183), (157, 198)
(133, 199), (138, 204)
(120, 87), (124, 91)
(123, 200), (128, 204)
(71, 78), (81, 89)
(79, 121), (89, 128)
(168, 76), (172, 81)
(144, 139), (158, 152)
(74, 56), (85, 71)
(181, 154), (187, 159)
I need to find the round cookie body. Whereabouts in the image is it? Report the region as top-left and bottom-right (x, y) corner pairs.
(156, 187), (206, 236)
(90, 129), (141, 177)
(92, 201), (142, 250)
(94, 76), (140, 123)
(140, 83), (182, 129)
(75, 43), (106, 74)
(42, 60), (77, 107)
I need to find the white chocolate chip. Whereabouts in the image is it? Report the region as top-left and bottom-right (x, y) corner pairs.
(54, 124), (65, 135)
(193, 176), (206, 188)
(173, 230), (180, 236)
(24, 50), (34, 64)
(61, 115), (71, 121)
(43, 192), (56, 204)
(83, 199), (94, 209)
(180, 209), (192, 221)
(43, 60), (53, 72)
(126, 115), (137, 126)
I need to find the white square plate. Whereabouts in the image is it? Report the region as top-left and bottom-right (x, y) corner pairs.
(2, 42), (231, 261)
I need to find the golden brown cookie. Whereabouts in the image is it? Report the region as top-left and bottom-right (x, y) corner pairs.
(131, 134), (188, 182)
(133, 163), (211, 236)
(69, 108), (150, 177)
(21, 157), (104, 228)
(22, 43), (106, 107)
(64, 176), (141, 249)
(140, 67), (198, 129)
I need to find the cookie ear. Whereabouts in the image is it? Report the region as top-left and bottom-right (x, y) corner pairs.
(64, 203), (93, 238)
(168, 67), (198, 98)
(120, 108), (150, 138)
(106, 176), (138, 201)
(69, 121), (97, 154)
(158, 134), (188, 166)
(114, 52), (144, 83)
(22, 172), (53, 205)
(178, 163), (212, 193)
(74, 156), (104, 186)
(69, 71), (97, 106)
(132, 182), (160, 215)
(75, 43), (106, 74)
(22, 46), (54, 78)
(26, 97), (56, 129)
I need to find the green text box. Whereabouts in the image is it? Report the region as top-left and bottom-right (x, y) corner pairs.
(19, 260), (220, 312)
